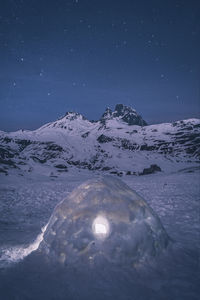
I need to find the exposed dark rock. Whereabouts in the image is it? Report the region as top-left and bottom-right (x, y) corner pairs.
(97, 134), (114, 143)
(45, 144), (63, 152)
(186, 146), (199, 155)
(139, 164), (161, 175)
(0, 167), (7, 174)
(119, 139), (137, 150)
(55, 164), (68, 169)
(15, 139), (32, 151)
(81, 132), (90, 138)
(126, 171), (131, 175)
(0, 158), (17, 168)
(2, 137), (12, 143)
(30, 156), (47, 164)
(140, 144), (156, 151)
(17, 161), (27, 165)
(0, 147), (15, 159)
(100, 104), (147, 126)
(102, 166), (112, 171)
(100, 107), (112, 122)
(109, 171), (123, 177)
(185, 126), (193, 130)
(113, 104), (147, 126)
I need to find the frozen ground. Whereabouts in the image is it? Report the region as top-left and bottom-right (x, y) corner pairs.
(0, 168), (199, 299)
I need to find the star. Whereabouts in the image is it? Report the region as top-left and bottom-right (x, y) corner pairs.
(39, 69), (44, 77)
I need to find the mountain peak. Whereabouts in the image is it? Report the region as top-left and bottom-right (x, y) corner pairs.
(100, 104), (147, 126)
(114, 104), (136, 116)
(100, 107), (112, 120)
(62, 111), (87, 121)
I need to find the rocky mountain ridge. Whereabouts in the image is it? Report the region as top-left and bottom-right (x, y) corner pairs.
(100, 104), (147, 126)
(0, 104), (199, 177)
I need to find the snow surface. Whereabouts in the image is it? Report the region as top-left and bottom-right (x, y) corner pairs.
(0, 168), (199, 299)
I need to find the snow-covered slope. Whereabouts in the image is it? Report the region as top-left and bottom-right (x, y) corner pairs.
(0, 104), (200, 176)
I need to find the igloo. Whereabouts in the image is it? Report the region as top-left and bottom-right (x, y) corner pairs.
(39, 176), (169, 265)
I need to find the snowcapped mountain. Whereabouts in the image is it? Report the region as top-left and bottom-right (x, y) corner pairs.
(0, 104), (199, 177)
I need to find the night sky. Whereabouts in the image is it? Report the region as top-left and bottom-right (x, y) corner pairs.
(0, 0), (199, 131)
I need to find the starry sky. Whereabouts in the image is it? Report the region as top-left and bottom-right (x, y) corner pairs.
(0, 0), (199, 131)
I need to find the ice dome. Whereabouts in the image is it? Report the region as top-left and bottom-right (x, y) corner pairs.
(39, 176), (169, 265)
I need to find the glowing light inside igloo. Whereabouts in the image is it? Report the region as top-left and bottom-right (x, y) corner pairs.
(92, 216), (110, 238)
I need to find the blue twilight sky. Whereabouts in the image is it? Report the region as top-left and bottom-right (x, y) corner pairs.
(0, 0), (199, 131)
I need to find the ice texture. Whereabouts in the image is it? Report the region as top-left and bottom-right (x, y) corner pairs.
(39, 176), (169, 265)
